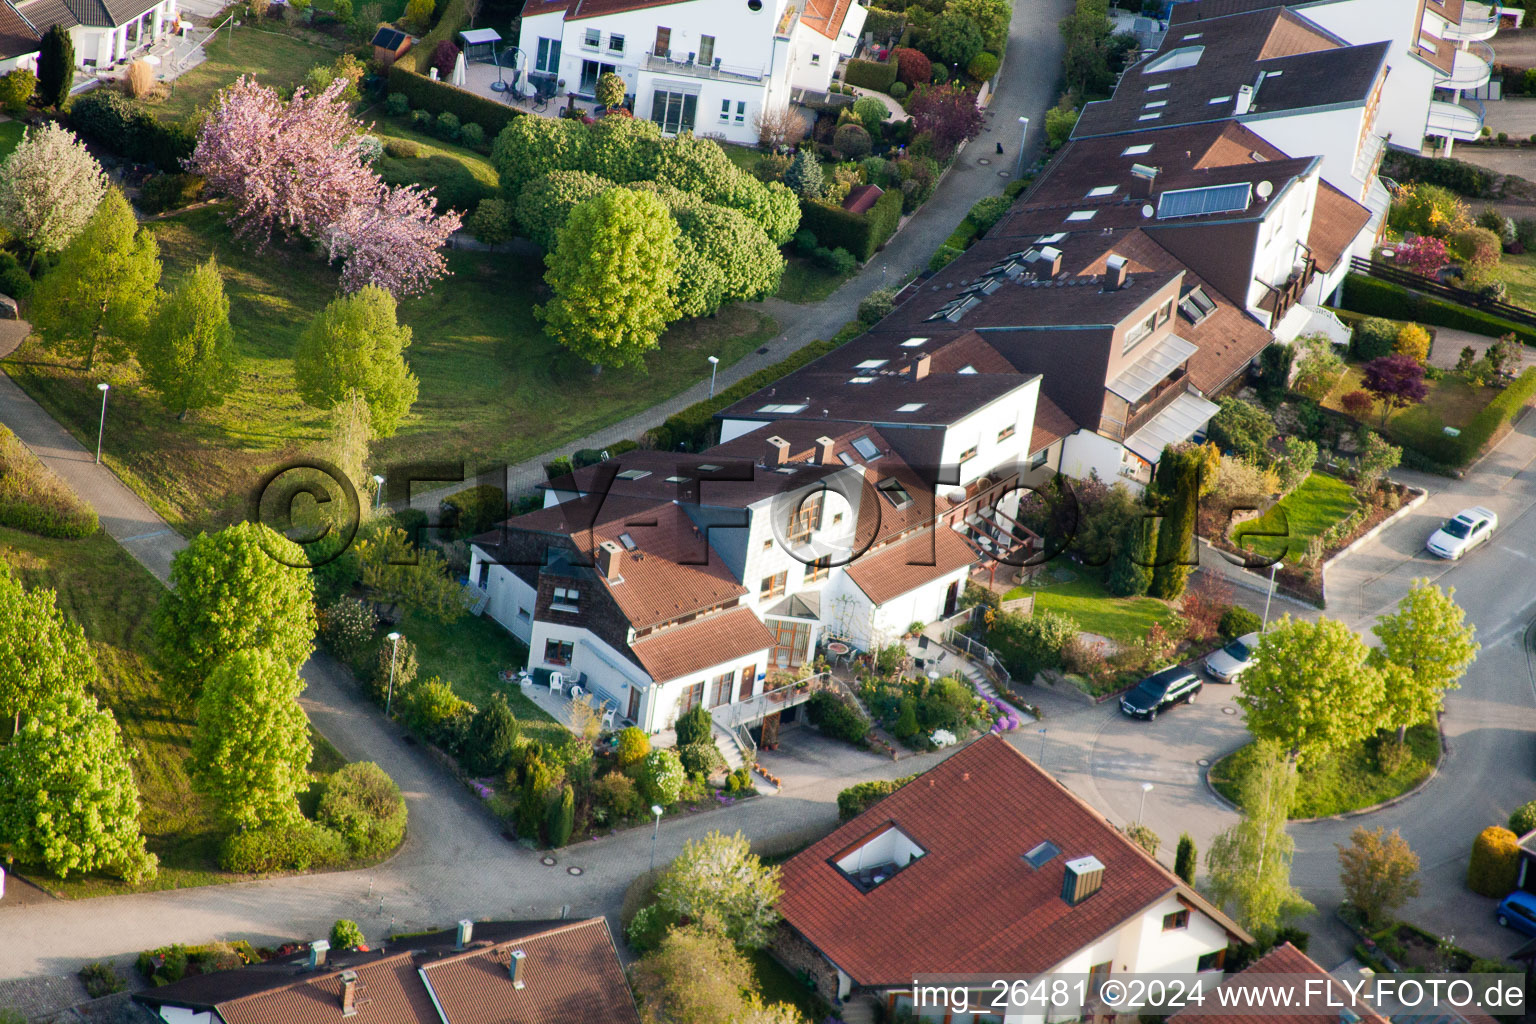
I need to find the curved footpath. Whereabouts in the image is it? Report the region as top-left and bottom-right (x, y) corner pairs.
(0, 0), (1072, 982)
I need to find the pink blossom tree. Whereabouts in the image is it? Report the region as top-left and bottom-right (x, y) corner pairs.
(328, 183), (462, 296)
(188, 76), (378, 245)
(1393, 235), (1448, 278)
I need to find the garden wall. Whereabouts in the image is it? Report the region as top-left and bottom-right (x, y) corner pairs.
(798, 190), (904, 263)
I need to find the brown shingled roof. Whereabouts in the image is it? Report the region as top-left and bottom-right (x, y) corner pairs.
(1170, 943), (1390, 1024)
(418, 918), (641, 1024)
(628, 605), (776, 681)
(1029, 394), (1077, 454)
(843, 525), (976, 605)
(213, 952), (440, 1024)
(778, 736), (1249, 988)
(1307, 180), (1371, 273)
(0, 0), (38, 58)
(801, 0), (854, 39)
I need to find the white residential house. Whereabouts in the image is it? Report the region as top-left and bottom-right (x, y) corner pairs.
(515, 0), (867, 145)
(0, 0), (182, 72)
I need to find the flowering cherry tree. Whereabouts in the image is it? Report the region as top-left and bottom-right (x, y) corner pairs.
(328, 182), (462, 296)
(190, 75), (460, 294)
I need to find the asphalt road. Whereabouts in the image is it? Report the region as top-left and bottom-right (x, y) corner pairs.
(1034, 410), (1536, 965)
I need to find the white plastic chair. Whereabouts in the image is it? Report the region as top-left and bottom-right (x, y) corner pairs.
(569, 684), (586, 700)
(601, 705), (617, 729)
(549, 671), (564, 695)
(518, 670), (532, 687)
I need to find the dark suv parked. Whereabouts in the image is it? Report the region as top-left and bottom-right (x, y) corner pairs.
(1120, 665), (1202, 721)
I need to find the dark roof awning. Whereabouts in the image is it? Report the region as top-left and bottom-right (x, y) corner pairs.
(371, 25), (406, 49)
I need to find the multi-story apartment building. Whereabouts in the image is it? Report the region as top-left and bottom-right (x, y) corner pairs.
(516, 0), (867, 145)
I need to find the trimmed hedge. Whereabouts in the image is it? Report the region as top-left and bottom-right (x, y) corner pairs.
(1380, 149), (1493, 198)
(843, 58), (897, 92)
(837, 774), (916, 820)
(0, 425), (98, 537)
(1338, 274), (1536, 347)
(387, 64), (522, 138)
(797, 187), (903, 262)
(317, 761), (408, 859)
(68, 89), (194, 171)
(1468, 825), (1520, 897)
(441, 483), (506, 538)
(219, 821), (348, 873)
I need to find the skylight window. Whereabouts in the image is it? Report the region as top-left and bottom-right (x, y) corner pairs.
(1179, 286), (1217, 325)
(896, 403), (925, 413)
(1144, 45), (1204, 73)
(1023, 840), (1061, 869)
(1122, 144), (1153, 156)
(1181, 32), (1202, 40)
(757, 403), (807, 414)
(615, 469), (651, 480)
(696, 463), (722, 472)
(958, 365), (977, 375)
(878, 477), (914, 510)
(900, 337), (929, 347)
(618, 532), (637, 550)
(1035, 232), (1067, 244)
(1138, 112), (1162, 121)
(1146, 82), (1169, 92)
(1066, 210), (1097, 222)
(1143, 100), (1166, 109)
(838, 451), (856, 466)
(851, 436), (881, 461)
(855, 359), (889, 370)
(664, 475), (690, 483)
(848, 376), (875, 384)
(1087, 186), (1117, 198)
(1208, 95), (1232, 104)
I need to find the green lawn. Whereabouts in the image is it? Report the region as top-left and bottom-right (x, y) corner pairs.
(370, 117), (501, 213)
(140, 26), (341, 122)
(3, 206), (777, 537)
(398, 607), (566, 749)
(1006, 567), (1175, 646)
(1210, 723), (1439, 818)
(1233, 471), (1360, 563)
(1322, 364), (1496, 457)
(1491, 250), (1536, 312)
(777, 256), (854, 303)
(0, 119), (25, 160)
(0, 525), (344, 897)
(751, 950), (831, 1022)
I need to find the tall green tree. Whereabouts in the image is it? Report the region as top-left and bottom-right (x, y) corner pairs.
(537, 188), (679, 370)
(1148, 444), (1206, 599)
(0, 688), (157, 882)
(655, 830), (783, 949)
(1369, 579), (1478, 740)
(1337, 825), (1419, 928)
(783, 148), (824, 199)
(35, 25), (72, 108)
(0, 563), (95, 733)
(154, 522), (317, 703)
(294, 286), (419, 437)
(1174, 833), (1197, 885)
(190, 648), (312, 830)
(1236, 616), (1384, 765)
(139, 256), (236, 419)
(27, 188), (160, 370)
(0, 123), (104, 262)
(631, 922), (761, 1024)
(1203, 740), (1311, 934)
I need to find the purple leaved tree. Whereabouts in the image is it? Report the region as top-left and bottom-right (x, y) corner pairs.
(329, 183), (462, 297)
(1362, 354), (1428, 427)
(189, 76), (377, 245)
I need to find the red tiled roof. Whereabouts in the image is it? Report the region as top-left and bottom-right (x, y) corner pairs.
(778, 736), (1248, 988)
(518, 0), (571, 17)
(214, 953), (440, 1024)
(801, 0), (854, 39)
(1029, 394), (1076, 454)
(628, 605), (776, 682)
(419, 918), (641, 1024)
(1307, 180), (1371, 273)
(842, 183), (884, 214)
(844, 526), (977, 605)
(1170, 943), (1389, 1024)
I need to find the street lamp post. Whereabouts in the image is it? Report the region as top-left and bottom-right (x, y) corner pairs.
(94, 383), (110, 464)
(649, 803), (664, 871)
(1013, 116), (1031, 179)
(383, 631), (402, 719)
(707, 355), (719, 398)
(372, 474), (385, 512)
(1262, 561), (1285, 630)
(1036, 727), (1046, 764)
(1137, 781), (1154, 824)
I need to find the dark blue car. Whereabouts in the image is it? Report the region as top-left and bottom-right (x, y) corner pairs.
(1496, 890), (1536, 937)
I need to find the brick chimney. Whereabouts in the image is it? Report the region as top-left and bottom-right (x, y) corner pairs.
(340, 971), (358, 1017)
(509, 949), (527, 989)
(814, 435), (836, 464)
(596, 540), (624, 582)
(1105, 254), (1129, 290)
(912, 353), (932, 380)
(765, 435), (790, 466)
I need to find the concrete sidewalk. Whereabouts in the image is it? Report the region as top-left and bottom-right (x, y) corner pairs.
(0, 322), (186, 583)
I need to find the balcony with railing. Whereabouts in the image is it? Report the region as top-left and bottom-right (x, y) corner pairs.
(710, 671), (836, 730)
(643, 52), (766, 84)
(1435, 39), (1494, 89)
(1427, 96), (1486, 140)
(1440, 1), (1501, 41)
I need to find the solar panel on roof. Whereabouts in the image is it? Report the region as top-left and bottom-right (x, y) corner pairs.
(1156, 183), (1252, 220)
(371, 26), (406, 49)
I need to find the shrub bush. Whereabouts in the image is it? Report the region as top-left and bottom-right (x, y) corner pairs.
(318, 761), (407, 859)
(330, 919), (365, 950)
(546, 784), (574, 847)
(387, 64), (522, 137)
(368, 634), (418, 705)
(79, 961), (125, 998)
(890, 81), (908, 99)
(843, 57), (897, 92)
(320, 597), (377, 663)
(138, 171), (205, 213)
(796, 187), (902, 262)
(859, 287), (897, 325)
(219, 821), (348, 873)
(987, 609), (1077, 681)
(68, 89), (194, 171)
(968, 194), (1011, 234)
(464, 694), (519, 776)
(1381, 149), (1494, 198)
(807, 690), (869, 743)
(0, 425), (98, 537)
(1510, 800), (1536, 836)
(967, 52), (1001, 83)
(411, 108), (433, 129)
(459, 122), (485, 149)
(640, 748), (685, 806)
(385, 91), (410, 116)
(827, 246), (858, 274)
(837, 775), (916, 820)
(833, 122), (872, 159)
(0, 251), (29, 299)
(674, 705), (712, 746)
(1350, 316), (1402, 361)
(928, 243), (962, 271)
(593, 770), (641, 820)
(677, 741), (724, 778)
(1395, 323), (1431, 363)
(433, 110), (461, 141)
(441, 483), (506, 537)
(1468, 825), (1520, 897)
(384, 137), (419, 158)
(398, 677), (472, 750)
(616, 726), (650, 767)
(1219, 605), (1263, 640)
(891, 47), (931, 87)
